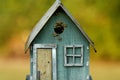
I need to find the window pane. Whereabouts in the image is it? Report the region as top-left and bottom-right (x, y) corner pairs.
(75, 47), (81, 55)
(66, 47), (73, 54)
(74, 57), (81, 64)
(67, 56), (73, 64)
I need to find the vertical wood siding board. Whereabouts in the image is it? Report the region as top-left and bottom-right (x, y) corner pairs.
(87, 45), (90, 76)
(30, 46), (33, 76)
(58, 45), (64, 80)
(84, 44), (89, 78)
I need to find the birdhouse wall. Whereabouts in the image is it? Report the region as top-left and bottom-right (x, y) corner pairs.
(30, 7), (90, 80)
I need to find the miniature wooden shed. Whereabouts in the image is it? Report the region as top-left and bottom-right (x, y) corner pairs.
(25, 0), (96, 80)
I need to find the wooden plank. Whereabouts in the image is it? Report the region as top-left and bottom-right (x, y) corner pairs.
(37, 49), (52, 80)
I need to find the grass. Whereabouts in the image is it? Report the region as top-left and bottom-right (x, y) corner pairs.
(0, 59), (120, 80)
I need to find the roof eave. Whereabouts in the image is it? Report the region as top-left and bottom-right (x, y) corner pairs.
(60, 4), (96, 52)
(25, 1), (62, 53)
(25, 1), (96, 53)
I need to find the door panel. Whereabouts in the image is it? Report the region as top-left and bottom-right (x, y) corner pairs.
(37, 49), (52, 80)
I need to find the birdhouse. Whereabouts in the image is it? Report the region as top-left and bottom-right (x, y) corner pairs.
(25, 0), (96, 80)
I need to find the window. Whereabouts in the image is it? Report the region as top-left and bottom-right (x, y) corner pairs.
(64, 45), (83, 66)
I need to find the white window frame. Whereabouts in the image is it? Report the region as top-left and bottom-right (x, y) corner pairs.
(64, 45), (83, 66)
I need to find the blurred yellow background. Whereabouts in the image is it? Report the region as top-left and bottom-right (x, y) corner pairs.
(0, 0), (120, 80)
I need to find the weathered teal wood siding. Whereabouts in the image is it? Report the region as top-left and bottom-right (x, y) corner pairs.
(31, 7), (90, 80)
(30, 47), (33, 76)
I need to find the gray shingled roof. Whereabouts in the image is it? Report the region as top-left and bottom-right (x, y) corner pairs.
(25, 1), (96, 53)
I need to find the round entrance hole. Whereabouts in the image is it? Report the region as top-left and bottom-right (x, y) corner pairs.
(54, 25), (64, 34)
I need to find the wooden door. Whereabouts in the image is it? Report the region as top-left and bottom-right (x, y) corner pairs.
(37, 49), (52, 80)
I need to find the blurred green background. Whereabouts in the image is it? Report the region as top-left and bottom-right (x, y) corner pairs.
(0, 0), (120, 80)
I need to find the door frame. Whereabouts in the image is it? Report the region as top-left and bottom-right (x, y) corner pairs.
(33, 44), (57, 80)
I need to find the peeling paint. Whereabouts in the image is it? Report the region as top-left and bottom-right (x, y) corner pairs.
(86, 61), (89, 66)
